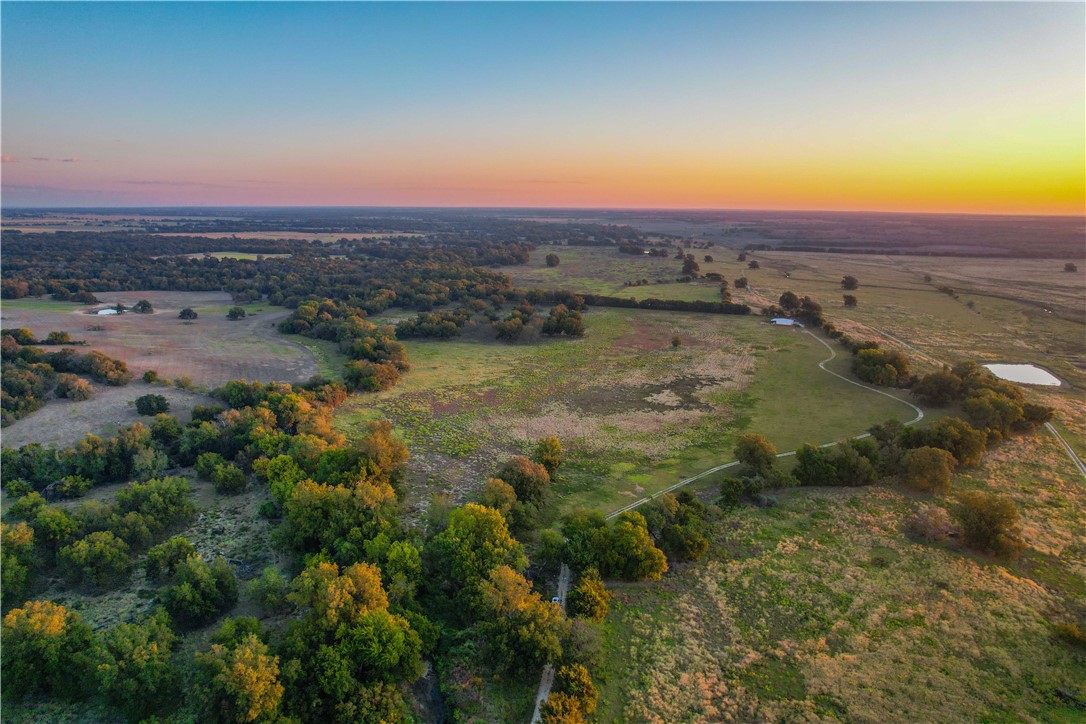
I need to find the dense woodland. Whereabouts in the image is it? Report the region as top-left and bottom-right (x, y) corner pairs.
(0, 218), (674, 721)
(0, 366), (651, 721)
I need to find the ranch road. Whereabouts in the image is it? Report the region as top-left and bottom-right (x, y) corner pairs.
(530, 564), (571, 723)
(530, 330), (925, 720)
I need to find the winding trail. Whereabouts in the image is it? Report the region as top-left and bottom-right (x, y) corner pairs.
(530, 329), (1082, 719)
(530, 330), (924, 720)
(608, 330), (923, 520)
(529, 564), (570, 723)
(1046, 422), (1086, 481)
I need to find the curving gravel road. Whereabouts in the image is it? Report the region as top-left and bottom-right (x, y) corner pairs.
(529, 330), (925, 721)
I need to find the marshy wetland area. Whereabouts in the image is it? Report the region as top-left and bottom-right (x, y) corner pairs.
(1, 209), (1084, 723)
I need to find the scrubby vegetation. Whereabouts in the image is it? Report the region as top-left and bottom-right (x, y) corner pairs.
(1, 212), (1081, 721)
(2, 332), (131, 424)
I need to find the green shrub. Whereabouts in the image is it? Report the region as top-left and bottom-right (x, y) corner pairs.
(55, 474), (92, 499)
(567, 568), (611, 622)
(246, 567), (291, 615)
(10, 490), (46, 519)
(212, 463), (247, 494)
(135, 393), (170, 416)
(59, 531), (133, 586)
(2, 522), (35, 607)
(902, 446), (956, 494)
(952, 491), (1025, 558)
(196, 451), (227, 479)
(97, 609), (178, 720)
(55, 373), (94, 401)
(146, 537), (197, 581)
(161, 555), (239, 628)
(1, 601), (101, 700)
(718, 477), (745, 510)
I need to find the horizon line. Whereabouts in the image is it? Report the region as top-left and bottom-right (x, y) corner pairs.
(2, 204), (1083, 220)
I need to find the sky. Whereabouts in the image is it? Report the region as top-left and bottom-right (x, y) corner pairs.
(1, 2), (1083, 214)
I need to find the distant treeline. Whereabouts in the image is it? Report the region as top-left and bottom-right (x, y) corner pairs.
(524, 289), (751, 316)
(764, 244), (1082, 259)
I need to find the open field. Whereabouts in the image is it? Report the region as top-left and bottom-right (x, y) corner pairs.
(496, 245), (724, 300)
(595, 429), (1086, 722)
(1, 292), (319, 386)
(503, 244), (1086, 442)
(0, 384), (214, 449)
(723, 250), (1086, 441)
(335, 309), (918, 516)
(178, 251), (293, 260)
(504, 244), (1085, 380)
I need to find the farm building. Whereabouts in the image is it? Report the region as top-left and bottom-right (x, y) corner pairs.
(770, 318), (799, 327)
(96, 308), (120, 316)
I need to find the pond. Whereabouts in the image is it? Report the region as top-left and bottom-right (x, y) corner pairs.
(983, 363), (1061, 386)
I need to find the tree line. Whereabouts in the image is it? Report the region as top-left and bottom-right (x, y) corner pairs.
(1, 332), (132, 424)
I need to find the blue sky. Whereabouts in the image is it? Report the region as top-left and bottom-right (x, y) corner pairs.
(2, 2), (1083, 211)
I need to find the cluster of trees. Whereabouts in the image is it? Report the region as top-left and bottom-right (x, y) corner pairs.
(681, 254), (701, 277)
(2, 413), (599, 721)
(395, 309), (471, 339)
(724, 408), (1045, 559)
(853, 347), (912, 386)
(280, 300), (409, 392)
(2, 334), (132, 423)
(641, 490), (714, 563)
(911, 362), (1053, 442)
(579, 293), (751, 316)
(3, 475), (196, 602)
(2, 328), (83, 346)
(1, 228), (523, 321)
(2, 422), (169, 497)
(542, 304), (586, 337)
(494, 302), (536, 342)
(554, 510), (668, 581)
(1, 379), (430, 720)
(762, 291), (825, 326)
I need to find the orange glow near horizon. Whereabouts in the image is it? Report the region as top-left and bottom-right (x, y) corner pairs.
(2, 3), (1082, 214)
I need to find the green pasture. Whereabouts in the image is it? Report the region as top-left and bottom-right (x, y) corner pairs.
(335, 307), (929, 515)
(1, 297), (87, 313)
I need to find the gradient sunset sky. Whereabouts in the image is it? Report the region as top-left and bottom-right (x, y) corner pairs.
(2, 2), (1083, 213)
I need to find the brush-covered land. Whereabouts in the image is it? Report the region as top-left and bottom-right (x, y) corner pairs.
(1, 209), (1083, 723)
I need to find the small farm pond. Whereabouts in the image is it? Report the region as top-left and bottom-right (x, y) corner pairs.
(983, 363), (1061, 386)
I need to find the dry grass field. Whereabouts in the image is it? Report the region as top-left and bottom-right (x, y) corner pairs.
(505, 243), (1086, 442)
(596, 432), (1085, 722)
(0, 384), (214, 450)
(1, 292), (319, 386)
(488, 240), (1086, 721)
